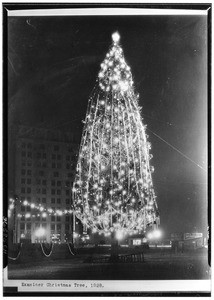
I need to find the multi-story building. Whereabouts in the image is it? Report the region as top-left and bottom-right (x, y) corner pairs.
(8, 125), (80, 244)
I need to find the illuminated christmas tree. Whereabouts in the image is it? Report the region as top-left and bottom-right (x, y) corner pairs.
(72, 32), (159, 243)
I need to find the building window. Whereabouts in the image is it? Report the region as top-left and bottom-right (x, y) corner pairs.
(27, 143), (32, 149)
(57, 163), (61, 169)
(43, 153), (46, 159)
(52, 163), (56, 168)
(57, 181), (61, 187)
(56, 216), (61, 222)
(57, 154), (61, 160)
(21, 178), (25, 184)
(22, 161), (26, 166)
(39, 144), (45, 150)
(66, 155), (70, 161)
(27, 152), (32, 158)
(36, 179), (41, 185)
(66, 190), (70, 196)
(51, 198), (55, 204)
(51, 224), (55, 230)
(66, 199), (70, 205)
(39, 170), (44, 176)
(27, 178), (31, 184)
(54, 145), (59, 151)
(51, 216), (55, 222)
(57, 198), (61, 204)
(51, 189), (55, 195)
(42, 162), (47, 168)
(21, 206), (25, 212)
(21, 169), (26, 175)
(68, 173), (72, 178)
(37, 153), (41, 158)
(65, 216), (69, 222)
(27, 196), (31, 201)
(21, 187), (25, 193)
(21, 151), (26, 157)
(57, 224), (61, 230)
(26, 206), (31, 212)
(42, 180), (46, 185)
(65, 224), (69, 231)
(21, 142), (26, 148)
(51, 180), (55, 186)
(57, 190), (61, 195)
(54, 172), (59, 177)
(26, 223), (31, 230)
(42, 188), (46, 194)
(27, 161), (32, 166)
(36, 215), (40, 221)
(52, 154), (56, 160)
(20, 223), (25, 230)
(65, 181), (70, 187)
(27, 187), (31, 193)
(27, 170), (32, 176)
(42, 198), (46, 203)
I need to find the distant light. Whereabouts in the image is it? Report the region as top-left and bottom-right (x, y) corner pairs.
(116, 230), (124, 240)
(73, 232), (78, 238)
(35, 227), (46, 237)
(147, 229), (162, 240)
(9, 204), (14, 210)
(112, 32), (120, 43)
(153, 229), (162, 239)
(147, 232), (153, 240)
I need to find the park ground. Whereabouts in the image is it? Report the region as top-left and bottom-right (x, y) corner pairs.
(7, 247), (210, 280)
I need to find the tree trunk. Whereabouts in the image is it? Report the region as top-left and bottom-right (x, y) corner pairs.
(109, 232), (119, 262)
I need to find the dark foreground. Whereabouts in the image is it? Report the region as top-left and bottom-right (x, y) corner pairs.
(8, 247), (210, 280)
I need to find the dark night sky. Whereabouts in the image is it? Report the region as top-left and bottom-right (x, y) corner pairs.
(8, 13), (208, 237)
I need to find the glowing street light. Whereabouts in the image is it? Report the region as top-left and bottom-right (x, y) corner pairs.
(35, 227), (46, 237)
(147, 229), (162, 240)
(116, 230), (124, 240)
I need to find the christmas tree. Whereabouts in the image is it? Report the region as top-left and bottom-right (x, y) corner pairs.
(72, 32), (159, 242)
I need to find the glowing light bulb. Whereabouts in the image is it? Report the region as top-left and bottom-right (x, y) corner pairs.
(114, 137), (119, 144)
(93, 183), (98, 189)
(112, 32), (120, 43)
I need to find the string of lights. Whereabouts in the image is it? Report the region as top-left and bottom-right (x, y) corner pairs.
(72, 32), (159, 238)
(8, 197), (73, 219)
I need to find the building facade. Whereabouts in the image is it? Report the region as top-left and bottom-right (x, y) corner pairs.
(9, 126), (79, 244)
